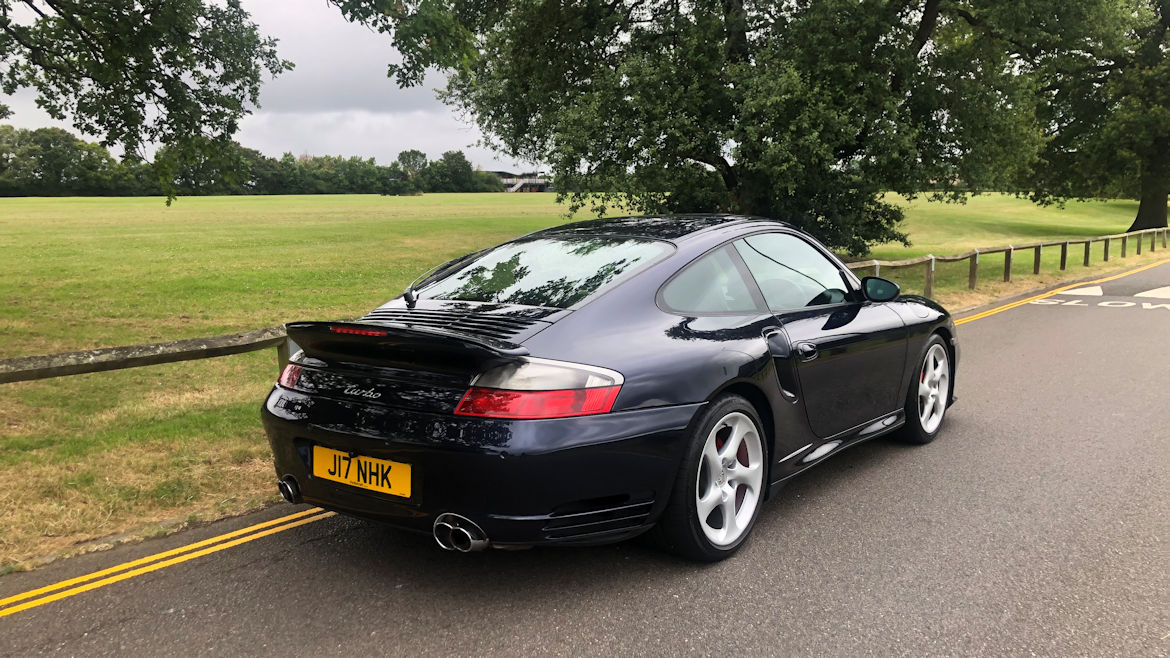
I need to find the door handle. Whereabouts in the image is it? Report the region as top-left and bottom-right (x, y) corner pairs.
(796, 342), (818, 362)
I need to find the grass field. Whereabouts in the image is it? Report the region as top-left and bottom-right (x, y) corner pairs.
(0, 192), (1165, 571)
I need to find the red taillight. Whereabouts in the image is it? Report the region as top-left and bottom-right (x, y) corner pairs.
(454, 385), (621, 419)
(278, 364), (302, 389)
(329, 325), (388, 337)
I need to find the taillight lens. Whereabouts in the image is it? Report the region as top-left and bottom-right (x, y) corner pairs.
(277, 364), (302, 389)
(456, 385), (621, 419)
(454, 358), (624, 420)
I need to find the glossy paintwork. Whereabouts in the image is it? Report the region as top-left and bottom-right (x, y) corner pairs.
(774, 302), (908, 437)
(262, 214), (957, 546)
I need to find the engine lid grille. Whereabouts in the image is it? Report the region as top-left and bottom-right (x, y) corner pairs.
(360, 307), (545, 342)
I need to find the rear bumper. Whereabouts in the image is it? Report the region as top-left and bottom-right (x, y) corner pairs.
(261, 387), (701, 546)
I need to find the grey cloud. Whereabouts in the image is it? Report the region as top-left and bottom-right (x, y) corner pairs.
(248, 0), (446, 115)
(237, 108), (523, 170)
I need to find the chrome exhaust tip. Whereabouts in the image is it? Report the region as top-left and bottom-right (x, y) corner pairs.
(433, 521), (456, 550)
(277, 476), (302, 504)
(432, 513), (489, 552)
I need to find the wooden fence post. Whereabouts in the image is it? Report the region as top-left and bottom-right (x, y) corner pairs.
(1136, 232), (1142, 254)
(968, 250), (978, 290)
(277, 339), (290, 371)
(1083, 240), (1091, 267)
(1103, 238), (1110, 261)
(1151, 231), (1157, 252)
(1003, 248), (1013, 282)
(924, 256), (935, 298)
(1122, 235), (1128, 257)
(1033, 245), (1042, 274)
(1060, 242), (1068, 270)
(1162, 228), (1167, 249)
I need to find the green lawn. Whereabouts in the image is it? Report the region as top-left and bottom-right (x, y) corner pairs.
(872, 193), (1143, 258)
(0, 192), (1163, 570)
(862, 194), (1162, 300)
(0, 194), (566, 358)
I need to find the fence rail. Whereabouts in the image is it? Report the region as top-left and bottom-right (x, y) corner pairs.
(1, 226), (1167, 385)
(845, 227), (1168, 298)
(0, 327), (287, 384)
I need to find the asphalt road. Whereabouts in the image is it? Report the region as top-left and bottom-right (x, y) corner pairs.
(2, 261), (1169, 657)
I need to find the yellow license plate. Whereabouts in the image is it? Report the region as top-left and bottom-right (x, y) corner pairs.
(311, 445), (411, 498)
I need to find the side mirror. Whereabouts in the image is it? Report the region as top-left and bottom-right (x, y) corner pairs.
(861, 276), (900, 302)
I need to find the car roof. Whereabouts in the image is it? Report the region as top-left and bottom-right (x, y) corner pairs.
(530, 213), (793, 242)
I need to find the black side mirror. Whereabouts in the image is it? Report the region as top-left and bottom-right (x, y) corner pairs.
(861, 276), (900, 302)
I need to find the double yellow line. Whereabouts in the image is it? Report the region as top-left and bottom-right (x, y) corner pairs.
(0, 507), (334, 619)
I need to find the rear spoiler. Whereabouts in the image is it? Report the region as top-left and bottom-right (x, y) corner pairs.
(284, 321), (528, 373)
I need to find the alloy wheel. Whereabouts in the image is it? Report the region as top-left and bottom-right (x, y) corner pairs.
(695, 411), (764, 547)
(917, 343), (950, 434)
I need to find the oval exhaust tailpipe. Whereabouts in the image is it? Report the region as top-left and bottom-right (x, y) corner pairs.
(432, 513), (489, 552)
(433, 521), (456, 550)
(277, 476), (302, 504)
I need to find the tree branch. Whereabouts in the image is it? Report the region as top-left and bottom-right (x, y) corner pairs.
(951, 6), (1042, 61)
(910, 0), (941, 56)
(687, 152), (738, 191)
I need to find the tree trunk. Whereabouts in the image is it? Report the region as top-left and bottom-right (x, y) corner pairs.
(1128, 141), (1169, 231)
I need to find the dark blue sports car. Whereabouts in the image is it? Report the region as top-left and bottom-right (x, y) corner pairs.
(262, 214), (957, 561)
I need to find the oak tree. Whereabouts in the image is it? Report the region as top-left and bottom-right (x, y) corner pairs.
(1022, 0), (1169, 230)
(331, 0), (1073, 253)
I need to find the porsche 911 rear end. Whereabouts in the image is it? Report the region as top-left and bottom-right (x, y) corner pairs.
(260, 318), (694, 550)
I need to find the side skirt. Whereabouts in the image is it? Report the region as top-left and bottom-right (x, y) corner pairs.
(767, 409), (906, 487)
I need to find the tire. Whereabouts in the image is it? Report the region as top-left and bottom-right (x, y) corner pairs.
(654, 394), (768, 561)
(896, 334), (952, 444)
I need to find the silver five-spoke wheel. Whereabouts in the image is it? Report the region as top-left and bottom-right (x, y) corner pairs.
(917, 343), (950, 434)
(695, 411), (764, 547)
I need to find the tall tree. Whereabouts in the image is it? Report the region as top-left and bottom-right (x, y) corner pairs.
(0, 0), (291, 197)
(1020, 0), (1169, 230)
(330, 0), (1085, 253)
(396, 149), (428, 180)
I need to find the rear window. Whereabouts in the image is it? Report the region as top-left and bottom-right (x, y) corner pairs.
(659, 247), (760, 314)
(419, 236), (671, 309)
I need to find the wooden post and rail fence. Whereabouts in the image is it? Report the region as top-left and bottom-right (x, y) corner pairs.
(2, 226), (1167, 386)
(845, 227), (1168, 299)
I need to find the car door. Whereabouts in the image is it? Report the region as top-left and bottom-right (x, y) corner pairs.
(733, 232), (908, 438)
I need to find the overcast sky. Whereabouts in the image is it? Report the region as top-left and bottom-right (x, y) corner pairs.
(4, 0), (530, 171)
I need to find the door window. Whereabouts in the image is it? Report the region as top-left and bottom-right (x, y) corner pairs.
(734, 233), (850, 310)
(659, 247), (759, 314)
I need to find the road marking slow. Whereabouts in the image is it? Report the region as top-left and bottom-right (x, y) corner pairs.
(0, 508), (333, 619)
(956, 258), (1170, 325)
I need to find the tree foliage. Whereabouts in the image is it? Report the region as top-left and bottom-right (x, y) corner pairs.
(0, 0), (292, 197)
(331, 0), (1101, 253)
(1021, 0), (1170, 230)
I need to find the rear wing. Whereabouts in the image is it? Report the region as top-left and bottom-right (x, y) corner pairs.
(285, 321), (528, 374)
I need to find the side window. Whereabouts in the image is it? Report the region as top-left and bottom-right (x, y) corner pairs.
(734, 233), (850, 310)
(660, 247), (759, 314)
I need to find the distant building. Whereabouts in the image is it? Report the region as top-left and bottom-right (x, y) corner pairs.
(489, 171), (554, 193)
